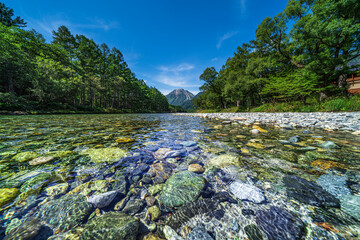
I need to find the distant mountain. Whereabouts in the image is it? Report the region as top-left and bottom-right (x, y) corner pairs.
(166, 89), (195, 109)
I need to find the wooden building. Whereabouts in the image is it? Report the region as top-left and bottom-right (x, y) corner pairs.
(347, 72), (360, 94)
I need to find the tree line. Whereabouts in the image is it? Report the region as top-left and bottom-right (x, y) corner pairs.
(195, 0), (360, 110)
(0, 3), (169, 113)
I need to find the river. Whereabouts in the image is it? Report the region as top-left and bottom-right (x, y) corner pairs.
(0, 114), (359, 239)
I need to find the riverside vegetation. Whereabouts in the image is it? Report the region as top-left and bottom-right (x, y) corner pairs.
(194, 0), (360, 112)
(0, 3), (169, 114)
(0, 113), (360, 240)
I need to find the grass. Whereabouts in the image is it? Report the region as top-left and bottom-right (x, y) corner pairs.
(196, 95), (360, 113)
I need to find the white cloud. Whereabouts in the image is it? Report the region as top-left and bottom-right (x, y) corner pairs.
(211, 57), (218, 62)
(240, 0), (247, 15)
(152, 63), (201, 88)
(216, 31), (239, 49)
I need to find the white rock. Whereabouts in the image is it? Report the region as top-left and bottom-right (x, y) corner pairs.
(229, 181), (265, 203)
(87, 191), (118, 208)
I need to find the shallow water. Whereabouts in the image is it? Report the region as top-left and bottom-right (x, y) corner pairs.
(0, 114), (360, 239)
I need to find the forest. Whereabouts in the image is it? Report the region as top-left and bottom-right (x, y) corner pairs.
(195, 0), (360, 112)
(0, 3), (169, 113)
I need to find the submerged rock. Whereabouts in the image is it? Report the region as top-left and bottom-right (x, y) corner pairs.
(45, 183), (69, 196)
(146, 162), (175, 184)
(147, 205), (161, 221)
(87, 190), (118, 208)
(209, 154), (240, 168)
(82, 147), (127, 163)
(12, 151), (39, 162)
(187, 226), (214, 240)
(29, 156), (54, 166)
(319, 141), (340, 149)
(161, 171), (205, 208)
(80, 212), (139, 240)
(340, 195), (360, 221)
(256, 206), (305, 240)
(0, 188), (19, 208)
(316, 174), (351, 198)
(283, 175), (340, 207)
(4, 217), (53, 240)
(244, 224), (263, 240)
(229, 181), (265, 203)
(188, 164), (204, 173)
(168, 198), (217, 230)
(34, 195), (93, 231)
(163, 225), (182, 240)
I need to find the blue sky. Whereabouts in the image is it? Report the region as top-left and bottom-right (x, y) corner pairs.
(4, 0), (288, 95)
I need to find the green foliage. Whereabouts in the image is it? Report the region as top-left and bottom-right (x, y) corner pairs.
(195, 0), (360, 112)
(0, 3), (169, 113)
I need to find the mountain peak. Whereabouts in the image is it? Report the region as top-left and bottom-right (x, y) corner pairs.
(166, 89), (195, 109)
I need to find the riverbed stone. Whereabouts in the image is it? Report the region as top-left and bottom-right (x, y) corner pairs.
(4, 217), (53, 240)
(283, 175), (340, 207)
(29, 156), (54, 166)
(187, 226), (214, 240)
(80, 212), (139, 240)
(340, 195), (360, 221)
(82, 147), (127, 163)
(209, 154), (240, 168)
(147, 205), (161, 221)
(12, 151), (39, 162)
(161, 171), (205, 208)
(34, 195), (94, 231)
(45, 183), (69, 196)
(0, 188), (19, 208)
(148, 184), (164, 196)
(319, 141), (340, 149)
(229, 181), (265, 203)
(316, 174), (351, 198)
(256, 206), (305, 240)
(188, 163), (204, 173)
(163, 225), (182, 240)
(244, 224), (263, 240)
(87, 190), (118, 208)
(146, 162), (175, 184)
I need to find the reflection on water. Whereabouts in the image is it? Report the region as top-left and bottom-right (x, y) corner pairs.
(0, 114), (360, 239)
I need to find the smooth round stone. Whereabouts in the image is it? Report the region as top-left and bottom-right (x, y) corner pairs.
(161, 171), (205, 208)
(163, 225), (182, 240)
(80, 212), (139, 240)
(188, 164), (205, 173)
(5, 217), (53, 240)
(45, 183), (69, 196)
(180, 141), (197, 147)
(82, 148), (127, 163)
(29, 156), (54, 166)
(87, 190), (118, 208)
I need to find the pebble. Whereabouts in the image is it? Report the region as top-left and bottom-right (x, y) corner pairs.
(229, 181), (265, 204)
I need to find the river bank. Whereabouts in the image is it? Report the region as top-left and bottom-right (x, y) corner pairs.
(178, 112), (360, 133)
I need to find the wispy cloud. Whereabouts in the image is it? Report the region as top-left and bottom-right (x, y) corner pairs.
(153, 63), (201, 88)
(211, 57), (218, 62)
(216, 31), (239, 49)
(28, 14), (119, 38)
(240, 0), (247, 15)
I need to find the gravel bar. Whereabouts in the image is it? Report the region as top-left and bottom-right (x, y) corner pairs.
(177, 112), (360, 133)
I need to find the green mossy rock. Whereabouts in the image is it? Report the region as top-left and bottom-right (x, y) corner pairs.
(19, 173), (52, 200)
(244, 224), (263, 240)
(82, 148), (127, 163)
(161, 171), (205, 208)
(80, 212), (139, 240)
(45, 183), (69, 196)
(68, 180), (110, 196)
(0, 188), (19, 208)
(305, 151), (337, 161)
(50, 150), (76, 158)
(148, 184), (164, 196)
(34, 195), (93, 232)
(209, 154), (240, 168)
(12, 151), (39, 162)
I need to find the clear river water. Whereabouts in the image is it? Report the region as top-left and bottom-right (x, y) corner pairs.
(0, 114), (359, 240)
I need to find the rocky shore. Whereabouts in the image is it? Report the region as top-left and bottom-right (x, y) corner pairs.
(178, 112), (360, 133)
